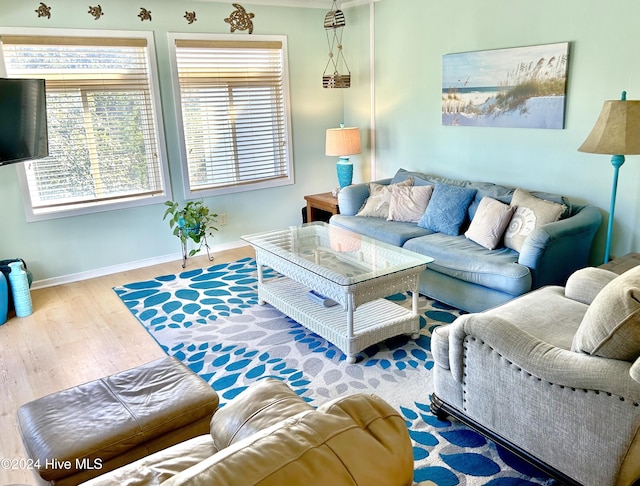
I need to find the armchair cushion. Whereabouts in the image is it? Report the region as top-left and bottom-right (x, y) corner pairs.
(572, 266), (640, 361)
(565, 267), (619, 305)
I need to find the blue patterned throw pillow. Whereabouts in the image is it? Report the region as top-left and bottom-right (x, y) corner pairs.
(418, 183), (477, 236)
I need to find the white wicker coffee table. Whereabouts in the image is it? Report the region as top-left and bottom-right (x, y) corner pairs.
(243, 222), (433, 363)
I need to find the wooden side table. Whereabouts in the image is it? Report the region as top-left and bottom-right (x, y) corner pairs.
(599, 252), (640, 275)
(304, 192), (339, 223)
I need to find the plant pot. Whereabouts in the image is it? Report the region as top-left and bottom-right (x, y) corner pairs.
(177, 216), (200, 239)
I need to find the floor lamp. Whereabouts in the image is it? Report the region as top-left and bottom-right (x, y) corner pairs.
(578, 91), (640, 263)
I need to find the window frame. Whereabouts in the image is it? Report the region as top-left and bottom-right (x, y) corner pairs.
(168, 33), (294, 199)
(0, 27), (171, 222)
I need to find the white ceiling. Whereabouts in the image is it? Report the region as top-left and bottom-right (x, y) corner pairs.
(191, 0), (380, 9)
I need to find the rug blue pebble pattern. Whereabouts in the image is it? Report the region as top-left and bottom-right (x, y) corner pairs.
(114, 257), (555, 486)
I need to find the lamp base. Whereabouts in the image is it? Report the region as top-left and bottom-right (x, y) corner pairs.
(336, 158), (353, 188)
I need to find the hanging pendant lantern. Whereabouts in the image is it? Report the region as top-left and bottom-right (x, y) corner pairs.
(322, 0), (351, 89)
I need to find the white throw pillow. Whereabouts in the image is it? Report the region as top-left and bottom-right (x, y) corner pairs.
(464, 196), (515, 250)
(387, 185), (434, 223)
(356, 178), (413, 219)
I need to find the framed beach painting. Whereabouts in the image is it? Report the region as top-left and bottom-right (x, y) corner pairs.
(442, 42), (569, 129)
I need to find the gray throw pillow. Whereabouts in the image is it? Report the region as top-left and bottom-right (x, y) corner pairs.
(464, 196), (515, 250)
(417, 183), (477, 236)
(571, 266), (640, 361)
(504, 188), (566, 253)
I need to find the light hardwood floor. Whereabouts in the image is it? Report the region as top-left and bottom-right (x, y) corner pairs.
(0, 246), (254, 486)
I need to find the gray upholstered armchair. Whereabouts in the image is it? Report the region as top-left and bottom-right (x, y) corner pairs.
(430, 265), (640, 486)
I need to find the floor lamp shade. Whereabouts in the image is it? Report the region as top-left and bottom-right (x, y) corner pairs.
(578, 92), (640, 263)
(326, 127), (361, 188)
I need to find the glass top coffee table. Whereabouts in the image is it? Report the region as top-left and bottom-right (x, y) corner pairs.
(242, 222), (433, 363)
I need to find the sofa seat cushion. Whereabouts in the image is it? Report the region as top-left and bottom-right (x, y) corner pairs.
(403, 233), (531, 295)
(330, 214), (432, 247)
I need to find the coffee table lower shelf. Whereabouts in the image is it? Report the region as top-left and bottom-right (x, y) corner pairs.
(259, 277), (420, 363)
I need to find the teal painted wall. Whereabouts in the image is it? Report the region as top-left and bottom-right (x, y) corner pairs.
(0, 0), (343, 281)
(2, 0), (640, 282)
(360, 0), (640, 263)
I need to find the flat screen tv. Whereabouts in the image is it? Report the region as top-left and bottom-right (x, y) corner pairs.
(0, 78), (49, 166)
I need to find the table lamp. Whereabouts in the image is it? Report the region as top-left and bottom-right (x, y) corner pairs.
(325, 124), (361, 189)
(578, 91), (640, 263)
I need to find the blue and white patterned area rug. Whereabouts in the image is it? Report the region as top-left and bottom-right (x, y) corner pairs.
(113, 257), (554, 486)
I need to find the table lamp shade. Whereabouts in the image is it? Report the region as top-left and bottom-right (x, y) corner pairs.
(578, 99), (640, 155)
(325, 127), (361, 156)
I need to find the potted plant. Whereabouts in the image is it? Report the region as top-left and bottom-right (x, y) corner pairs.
(163, 200), (218, 268)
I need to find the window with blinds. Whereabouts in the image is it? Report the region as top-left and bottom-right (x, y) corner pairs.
(170, 35), (294, 197)
(0, 31), (169, 219)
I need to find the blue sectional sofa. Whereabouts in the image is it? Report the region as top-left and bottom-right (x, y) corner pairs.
(329, 169), (602, 312)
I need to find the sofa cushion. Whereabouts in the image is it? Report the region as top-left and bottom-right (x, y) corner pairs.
(418, 183), (477, 236)
(388, 184), (433, 223)
(464, 196), (515, 250)
(504, 188), (566, 252)
(403, 233), (530, 295)
(330, 214), (432, 247)
(356, 179), (413, 218)
(572, 266), (640, 361)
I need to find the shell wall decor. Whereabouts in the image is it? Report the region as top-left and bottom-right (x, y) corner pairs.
(322, 0), (350, 88)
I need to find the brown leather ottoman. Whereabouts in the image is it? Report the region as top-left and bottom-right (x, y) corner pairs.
(17, 356), (219, 486)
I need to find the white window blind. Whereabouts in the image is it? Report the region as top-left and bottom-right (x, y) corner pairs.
(0, 33), (168, 217)
(172, 37), (293, 196)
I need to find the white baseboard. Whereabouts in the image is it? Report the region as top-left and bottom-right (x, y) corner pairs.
(31, 239), (248, 290)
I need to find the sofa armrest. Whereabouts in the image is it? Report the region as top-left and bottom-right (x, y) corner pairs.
(448, 313), (640, 399)
(564, 267), (618, 304)
(517, 204), (602, 289)
(336, 178), (392, 216)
